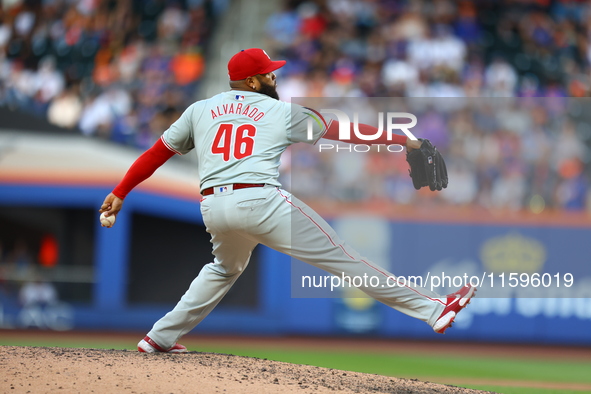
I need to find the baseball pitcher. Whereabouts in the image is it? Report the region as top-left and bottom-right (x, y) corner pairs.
(99, 48), (474, 353)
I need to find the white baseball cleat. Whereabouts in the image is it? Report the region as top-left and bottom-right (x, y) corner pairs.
(137, 336), (188, 353)
(433, 284), (476, 334)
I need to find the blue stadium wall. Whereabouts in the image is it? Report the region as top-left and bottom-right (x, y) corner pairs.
(1, 183), (590, 345)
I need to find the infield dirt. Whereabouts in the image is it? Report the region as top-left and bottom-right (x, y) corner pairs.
(0, 346), (492, 393)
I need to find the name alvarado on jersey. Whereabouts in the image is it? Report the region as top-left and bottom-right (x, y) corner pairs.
(210, 102), (266, 122)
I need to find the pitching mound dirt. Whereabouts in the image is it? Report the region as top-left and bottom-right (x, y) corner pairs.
(0, 346), (493, 393)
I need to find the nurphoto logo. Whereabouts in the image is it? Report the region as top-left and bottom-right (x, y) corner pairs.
(308, 110), (418, 153)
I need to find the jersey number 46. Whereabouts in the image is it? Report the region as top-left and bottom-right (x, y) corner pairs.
(211, 123), (257, 161)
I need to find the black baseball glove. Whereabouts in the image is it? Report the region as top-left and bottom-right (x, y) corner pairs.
(406, 139), (448, 191)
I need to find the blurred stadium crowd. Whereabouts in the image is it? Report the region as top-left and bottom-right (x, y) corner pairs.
(288, 97), (590, 212)
(0, 0), (226, 149)
(268, 0), (591, 212)
(269, 0), (591, 99)
(1, 0), (591, 212)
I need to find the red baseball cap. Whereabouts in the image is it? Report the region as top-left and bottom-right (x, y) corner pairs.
(228, 48), (286, 81)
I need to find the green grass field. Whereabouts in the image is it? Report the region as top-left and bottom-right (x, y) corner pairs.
(1, 335), (589, 394)
(192, 345), (591, 394)
(239, 349), (590, 393)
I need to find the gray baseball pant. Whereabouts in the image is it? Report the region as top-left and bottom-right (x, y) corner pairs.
(147, 185), (445, 348)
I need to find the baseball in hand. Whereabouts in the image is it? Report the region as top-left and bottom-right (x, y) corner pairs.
(100, 212), (116, 228)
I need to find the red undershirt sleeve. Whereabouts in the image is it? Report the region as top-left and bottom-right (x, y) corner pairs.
(322, 121), (408, 146)
(112, 137), (177, 199)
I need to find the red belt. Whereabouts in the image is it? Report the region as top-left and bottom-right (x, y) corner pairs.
(201, 183), (266, 196)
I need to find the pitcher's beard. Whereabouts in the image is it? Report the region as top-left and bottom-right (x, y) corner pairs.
(258, 81), (280, 100)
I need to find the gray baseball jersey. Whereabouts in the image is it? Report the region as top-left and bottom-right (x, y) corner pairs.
(161, 91), (326, 190)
